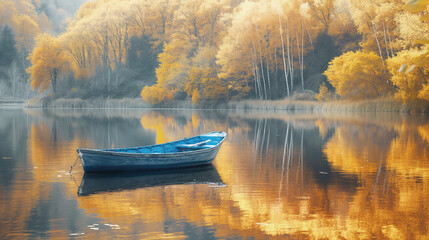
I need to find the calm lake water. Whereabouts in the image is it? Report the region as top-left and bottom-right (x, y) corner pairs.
(1, 108), (428, 239)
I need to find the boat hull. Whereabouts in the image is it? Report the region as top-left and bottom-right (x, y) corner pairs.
(77, 132), (226, 172)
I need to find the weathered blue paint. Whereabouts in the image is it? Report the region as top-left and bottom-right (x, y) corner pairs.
(77, 132), (227, 172)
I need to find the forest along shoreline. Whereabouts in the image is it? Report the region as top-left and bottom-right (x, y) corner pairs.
(17, 96), (429, 113)
(1, 1), (428, 112)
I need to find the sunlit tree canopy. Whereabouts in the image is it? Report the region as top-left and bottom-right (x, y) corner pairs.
(0, 0), (427, 106)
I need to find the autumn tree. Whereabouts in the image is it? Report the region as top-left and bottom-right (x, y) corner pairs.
(348, 0), (402, 63)
(27, 34), (69, 93)
(0, 0), (41, 53)
(305, 0), (335, 33)
(217, 0), (321, 100)
(129, 0), (179, 44)
(140, 84), (174, 105)
(185, 47), (228, 104)
(326, 0), (360, 52)
(315, 82), (333, 101)
(216, 2), (257, 99)
(174, 0), (205, 49)
(18, 0), (428, 105)
(200, 0), (231, 47)
(61, 31), (94, 80)
(387, 0), (429, 103)
(324, 50), (395, 100)
(140, 0), (232, 104)
(141, 40), (191, 104)
(388, 47), (429, 103)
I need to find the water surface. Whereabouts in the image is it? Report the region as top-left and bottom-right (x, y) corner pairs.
(0, 109), (428, 239)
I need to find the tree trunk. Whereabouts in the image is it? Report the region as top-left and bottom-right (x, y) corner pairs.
(286, 22), (293, 93)
(251, 41), (263, 99)
(296, 31), (302, 92)
(266, 49), (271, 99)
(278, 15), (290, 96)
(52, 68), (58, 93)
(301, 22), (305, 92)
(382, 23), (390, 58)
(256, 30), (268, 100)
(372, 22), (384, 66)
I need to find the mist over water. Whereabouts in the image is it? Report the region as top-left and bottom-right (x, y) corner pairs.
(0, 109), (428, 239)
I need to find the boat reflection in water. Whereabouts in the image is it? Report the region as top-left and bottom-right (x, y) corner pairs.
(78, 164), (224, 196)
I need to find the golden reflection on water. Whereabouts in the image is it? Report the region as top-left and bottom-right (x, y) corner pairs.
(139, 112), (429, 239)
(2, 110), (428, 239)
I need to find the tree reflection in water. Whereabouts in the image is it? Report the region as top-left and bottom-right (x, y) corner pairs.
(0, 109), (428, 239)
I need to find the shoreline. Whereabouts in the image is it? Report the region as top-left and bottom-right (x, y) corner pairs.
(0, 100), (25, 109)
(3, 97), (428, 113)
(225, 98), (429, 113)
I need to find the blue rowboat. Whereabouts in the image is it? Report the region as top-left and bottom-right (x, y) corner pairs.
(77, 131), (226, 172)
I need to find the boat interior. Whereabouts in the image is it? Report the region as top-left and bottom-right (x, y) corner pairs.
(104, 132), (225, 154)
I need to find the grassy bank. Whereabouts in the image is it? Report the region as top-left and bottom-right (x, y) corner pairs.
(0, 99), (24, 108)
(24, 96), (202, 109)
(23, 96), (429, 113)
(226, 98), (429, 113)
(25, 97), (151, 109)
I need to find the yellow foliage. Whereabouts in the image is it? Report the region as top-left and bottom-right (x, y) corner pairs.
(13, 14), (40, 51)
(324, 50), (394, 100)
(140, 85), (174, 105)
(315, 82), (332, 102)
(400, 0), (429, 105)
(306, 0), (335, 32)
(0, 0), (41, 51)
(185, 64), (228, 104)
(387, 47), (429, 103)
(27, 33), (69, 93)
(348, 0), (402, 54)
(11, 0), (428, 104)
(201, 77), (228, 101)
(185, 66), (204, 96)
(216, 0), (322, 99)
(405, 0), (429, 13)
(60, 32), (95, 79)
(419, 83), (429, 101)
(155, 41), (190, 90)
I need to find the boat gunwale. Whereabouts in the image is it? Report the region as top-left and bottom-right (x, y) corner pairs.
(77, 132), (226, 157)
